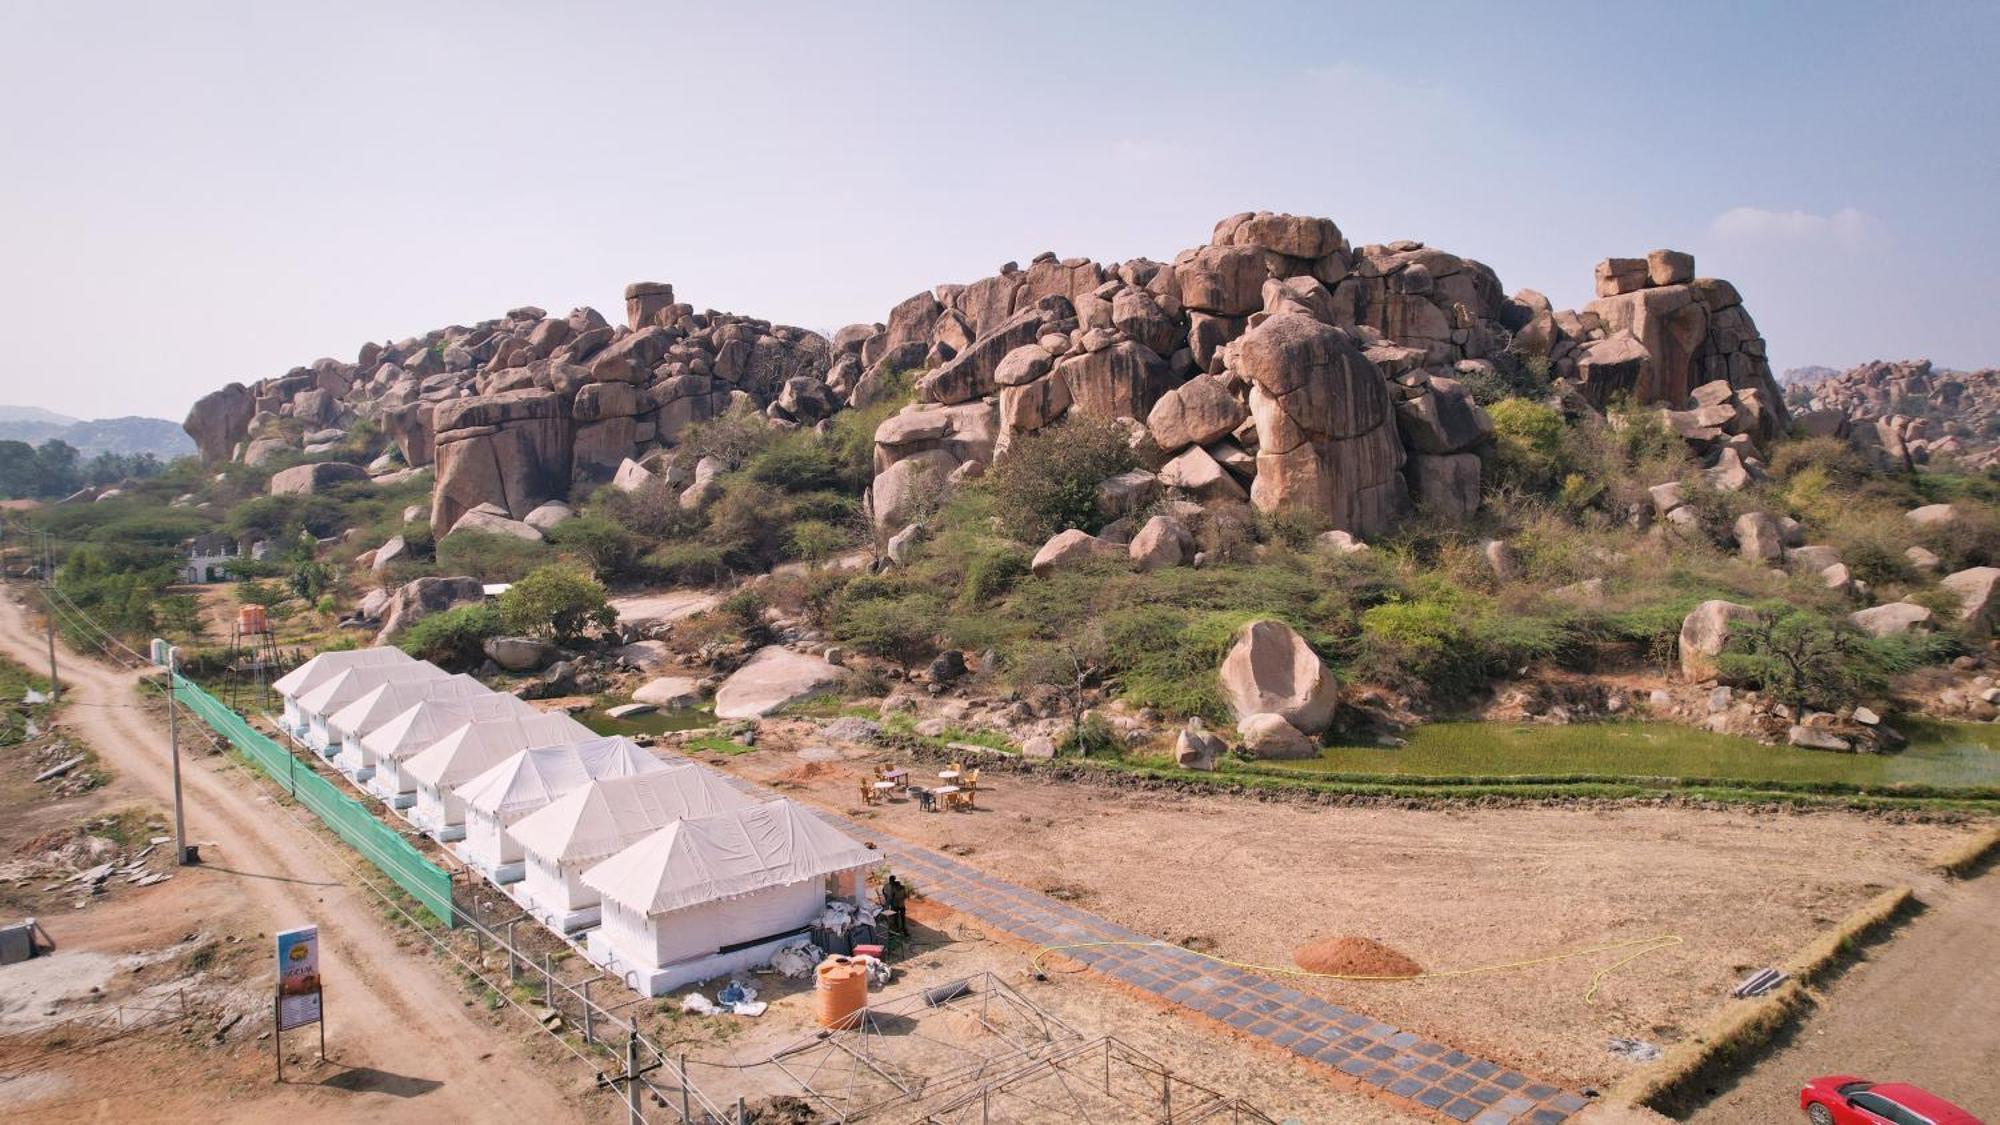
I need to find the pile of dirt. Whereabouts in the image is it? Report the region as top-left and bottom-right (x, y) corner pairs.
(773, 761), (839, 786)
(1292, 936), (1423, 979)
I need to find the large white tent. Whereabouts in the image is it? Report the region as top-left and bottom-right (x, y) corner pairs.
(272, 647), (416, 736)
(295, 660), (451, 752)
(362, 694), (539, 806)
(455, 737), (672, 882)
(405, 712), (594, 840)
(510, 768), (755, 932)
(583, 798), (878, 995)
(325, 674), (491, 779)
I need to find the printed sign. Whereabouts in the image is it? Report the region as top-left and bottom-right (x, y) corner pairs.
(275, 925), (322, 1030)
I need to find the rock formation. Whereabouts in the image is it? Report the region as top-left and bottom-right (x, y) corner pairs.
(1792, 359), (2000, 470)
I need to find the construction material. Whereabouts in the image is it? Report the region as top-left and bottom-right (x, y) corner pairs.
(33, 755), (83, 782)
(814, 955), (868, 1029)
(1731, 967), (1789, 998)
(1292, 935), (1422, 978)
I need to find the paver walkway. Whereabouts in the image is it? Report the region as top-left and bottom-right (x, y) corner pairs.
(708, 764), (1590, 1123)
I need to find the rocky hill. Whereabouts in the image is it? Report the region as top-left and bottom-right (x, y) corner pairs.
(182, 211), (1792, 544)
(1791, 360), (2000, 469)
(0, 411), (194, 458)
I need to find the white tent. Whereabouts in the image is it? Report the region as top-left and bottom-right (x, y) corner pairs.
(362, 694), (539, 805)
(511, 768), (755, 932)
(325, 674), (491, 778)
(272, 647), (416, 735)
(583, 798), (878, 994)
(296, 660), (451, 752)
(405, 712), (594, 840)
(456, 737), (672, 881)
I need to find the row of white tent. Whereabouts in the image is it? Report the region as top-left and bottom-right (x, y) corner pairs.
(271, 647), (878, 994)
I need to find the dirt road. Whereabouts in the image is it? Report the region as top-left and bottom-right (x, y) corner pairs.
(0, 590), (588, 1123)
(1690, 871), (2000, 1123)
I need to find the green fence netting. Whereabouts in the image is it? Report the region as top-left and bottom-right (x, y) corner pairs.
(172, 674), (456, 928)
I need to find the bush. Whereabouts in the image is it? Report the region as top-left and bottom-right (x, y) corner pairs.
(836, 592), (942, 672)
(398, 604), (502, 667)
(1717, 607), (1885, 712)
(785, 519), (852, 562)
(982, 416), (1136, 542)
(498, 564), (614, 645)
(436, 530), (550, 583)
(546, 515), (641, 580)
(646, 541), (734, 586)
(1484, 399), (1567, 495)
(959, 547), (1031, 608)
(747, 435), (842, 494)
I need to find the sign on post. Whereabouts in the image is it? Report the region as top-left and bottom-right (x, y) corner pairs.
(274, 924), (324, 1077)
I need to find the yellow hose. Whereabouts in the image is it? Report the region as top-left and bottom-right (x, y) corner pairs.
(1030, 934), (1683, 1003)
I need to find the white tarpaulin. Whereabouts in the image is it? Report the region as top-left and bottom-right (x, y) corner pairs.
(360, 693), (537, 769)
(299, 662), (450, 726)
(584, 798), (878, 917)
(272, 646), (416, 702)
(511, 768), (756, 868)
(459, 737), (674, 822)
(325, 673), (488, 743)
(403, 712), (595, 792)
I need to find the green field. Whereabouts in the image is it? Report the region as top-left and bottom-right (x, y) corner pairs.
(1269, 720), (2000, 789)
(579, 703), (715, 738)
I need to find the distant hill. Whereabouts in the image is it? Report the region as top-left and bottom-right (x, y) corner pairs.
(1780, 365), (1840, 386)
(0, 410), (195, 458)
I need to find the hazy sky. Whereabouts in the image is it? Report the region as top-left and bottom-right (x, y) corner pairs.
(3, 2), (1995, 421)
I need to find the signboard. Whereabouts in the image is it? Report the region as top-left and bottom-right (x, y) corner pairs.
(275, 925), (322, 1031)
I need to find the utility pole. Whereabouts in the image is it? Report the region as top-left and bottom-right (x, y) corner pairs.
(39, 532), (58, 705)
(168, 647), (190, 865)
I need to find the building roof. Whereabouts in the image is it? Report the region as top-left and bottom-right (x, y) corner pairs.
(324, 674), (491, 741)
(402, 712), (595, 791)
(510, 767), (755, 867)
(358, 693), (537, 764)
(583, 799), (877, 917)
(273, 646), (416, 700)
(296, 660), (451, 723)
(458, 737), (673, 822)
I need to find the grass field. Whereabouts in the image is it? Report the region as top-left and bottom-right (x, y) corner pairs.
(1271, 720), (2000, 789)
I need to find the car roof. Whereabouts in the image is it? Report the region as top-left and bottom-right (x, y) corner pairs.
(1872, 1084), (1980, 1123)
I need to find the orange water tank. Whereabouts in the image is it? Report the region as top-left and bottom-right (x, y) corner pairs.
(238, 605), (269, 636)
(814, 956), (868, 1029)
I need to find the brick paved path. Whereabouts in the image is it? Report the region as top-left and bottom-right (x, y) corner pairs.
(709, 764), (1590, 1123)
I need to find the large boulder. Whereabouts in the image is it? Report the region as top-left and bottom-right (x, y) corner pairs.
(184, 383), (254, 464)
(1236, 712), (1316, 760)
(1218, 619), (1338, 735)
(1030, 529), (1124, 576)
(1678, 600), (1756, 680)
(1406, 453), (1481, 520)
(1145, 374), (1247, 453)
(1056, 341), (1171, 424)
(483, 636), (556, 673)
(713, 646), (844, 720)
(1939, 567), (2000, 633)
(631, 675), (703, 709)
(1734, 511), (1785, 563)
(1849, 602), (1934, 638)
(374, 575), (485, 644)
(1392, 374), (1491, 455)
(430, 388), (572, 533)
(1128, 515), (1193, 573)
(269, 460), (368, 495)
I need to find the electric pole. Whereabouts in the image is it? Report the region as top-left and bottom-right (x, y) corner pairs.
(168, 647), (190, 865)
(42, 534), (58, 706)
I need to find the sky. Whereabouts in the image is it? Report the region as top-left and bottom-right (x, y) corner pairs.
(2, 1), (1996, 421)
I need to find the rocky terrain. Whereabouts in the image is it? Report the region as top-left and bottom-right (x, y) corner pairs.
(1789, 359), (2000, 469)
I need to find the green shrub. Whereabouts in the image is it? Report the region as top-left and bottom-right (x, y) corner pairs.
(646, 541), (734, 586)
(747, 435), (842, 494)
(398, 604), (501, 668)
(546, 515), (641, 580)
(959, 547), (1031, 608)
(826, 369), (912, 490)
(982, 416), (1136, 542)
(1484, 399), (1567, 495)
(785, 519), (852, 562)
(498, 564), (614, 645)
(436, 529), (550, 583)
(836, 592), (942, 672)
(1718, 607), (1886, 712)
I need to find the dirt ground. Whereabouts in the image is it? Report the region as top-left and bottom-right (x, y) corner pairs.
(710, 722), (1990, 1094)
(1689, 870), (2000, 1123)
(0, 589), (594, 1123)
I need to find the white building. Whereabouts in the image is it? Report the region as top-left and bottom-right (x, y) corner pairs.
(404, 712), (595, 841)
(362, 694), (540, 807)
(510, 768), (755, 933)
(272, 647), (419, 737)
(454, 737), (670, 883)
(294, 661), (451, 753)
(583, 799), (878, 995)
(324, 674), (491, 779)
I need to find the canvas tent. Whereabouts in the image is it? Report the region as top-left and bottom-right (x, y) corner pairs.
(582, 798), (878, 994)
(363, 693), (542, 806)
(455, 737), (671, 882)
(272, 647), (416, 736)
(295, 660), (451, 752)
(510, 768), (755, 932)
(405, 712), (594, 840)
(325, 674), (491, 779)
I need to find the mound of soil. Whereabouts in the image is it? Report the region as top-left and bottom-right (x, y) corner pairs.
(773, 761), (839, 785)
(1292, 936), (1422, 979)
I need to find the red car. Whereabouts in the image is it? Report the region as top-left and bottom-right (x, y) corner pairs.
(1801, 1075), (1982, 1124)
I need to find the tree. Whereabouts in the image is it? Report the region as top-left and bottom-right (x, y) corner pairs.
(1718, 609), (1877, 713)
(498, 564), (614, 645)
(982, 416), (1136, 542)
(836, 594), (941, 673)
(1013, 625), (1109, 753)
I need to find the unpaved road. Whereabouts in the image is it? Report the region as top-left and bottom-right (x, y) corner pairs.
(1690, 872), (2000, 1123)
(0, 590), (588, 1122)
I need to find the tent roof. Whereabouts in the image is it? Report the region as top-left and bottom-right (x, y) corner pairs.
(401, 712), (593, 789)
(273, 647), (415, 700)
(583, 799), (877, 917)
(510, 768), (755, 866)
(324, 674), (490, 741)
(298, 661), (450, 721)
(360, 693), (535, 763)
(458, 737), (674, 820)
